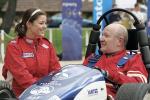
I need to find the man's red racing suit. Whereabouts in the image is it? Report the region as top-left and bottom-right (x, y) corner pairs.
(83, 50), (148, 99)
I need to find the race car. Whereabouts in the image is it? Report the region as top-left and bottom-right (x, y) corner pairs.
(0, 8), (150, 100)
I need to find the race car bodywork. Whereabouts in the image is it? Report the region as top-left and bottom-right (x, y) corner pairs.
(19, 64), (107, 100)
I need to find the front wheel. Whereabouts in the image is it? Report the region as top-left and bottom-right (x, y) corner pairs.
(0, 80), (16, 100)
(115, 83), (150, 100)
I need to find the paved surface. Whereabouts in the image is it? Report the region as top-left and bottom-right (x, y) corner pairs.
(60, 60), (83, 66)
(0, 60), (83, 80)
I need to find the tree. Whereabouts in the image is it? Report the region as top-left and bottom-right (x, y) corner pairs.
(0, 0), (8, 10)
(0, 0), (17, 33)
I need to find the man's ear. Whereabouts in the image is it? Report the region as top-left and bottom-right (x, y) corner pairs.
(118, 37), (124, 46)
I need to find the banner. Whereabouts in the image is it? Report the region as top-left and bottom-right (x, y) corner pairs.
(62, 0), (82, 60)
(93, 0), (112, 27)
(147, 0), (150, 35)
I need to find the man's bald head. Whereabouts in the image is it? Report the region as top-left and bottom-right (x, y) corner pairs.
(104, 23), (128, 46)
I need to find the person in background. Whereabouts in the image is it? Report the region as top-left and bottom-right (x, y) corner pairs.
(131, 3), (145, 24)
(108, 4), (122, 23)
(2, 8), (61, 97)
(83, 23), (148, 100)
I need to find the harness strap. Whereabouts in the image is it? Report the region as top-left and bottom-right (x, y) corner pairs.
(87, 54), (101, 68)
(117, 51), (136, 68)
(87, 51), (136, 68)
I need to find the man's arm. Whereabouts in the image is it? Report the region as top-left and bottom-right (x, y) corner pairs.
(104, 54), (148, 84)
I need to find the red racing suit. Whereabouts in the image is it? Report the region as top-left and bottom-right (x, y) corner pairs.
(2, 37), (61, 97)
(83, 50), (148, 99)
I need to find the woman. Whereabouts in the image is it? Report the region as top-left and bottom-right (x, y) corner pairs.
(2, 8), (61, 97)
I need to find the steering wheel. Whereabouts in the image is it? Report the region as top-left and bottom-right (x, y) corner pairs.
(96, 8), (140, 28)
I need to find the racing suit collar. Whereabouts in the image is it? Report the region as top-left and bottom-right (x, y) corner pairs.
(24, 36), (43, 45)
(105, 50), (126, 57)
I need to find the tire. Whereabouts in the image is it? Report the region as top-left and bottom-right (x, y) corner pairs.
(0, 80), (16, 100)
(115, 83), (150, 100)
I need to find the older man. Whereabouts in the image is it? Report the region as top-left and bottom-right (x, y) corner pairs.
(83, 23), (148, 100)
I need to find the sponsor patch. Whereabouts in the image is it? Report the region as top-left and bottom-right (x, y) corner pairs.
(22, 52), (34, 58)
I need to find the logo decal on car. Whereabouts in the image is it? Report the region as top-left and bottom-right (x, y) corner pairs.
(30, 86), (54, 95)
(87, 88), (98, 96)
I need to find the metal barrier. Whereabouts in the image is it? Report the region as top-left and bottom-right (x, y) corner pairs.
(0, 30), (15, 62)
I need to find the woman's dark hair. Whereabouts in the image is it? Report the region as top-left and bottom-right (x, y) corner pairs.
(15, 8), (46, 38)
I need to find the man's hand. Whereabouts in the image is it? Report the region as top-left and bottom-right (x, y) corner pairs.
(95, 66), (109, 78)
(95, 66), (120, 81)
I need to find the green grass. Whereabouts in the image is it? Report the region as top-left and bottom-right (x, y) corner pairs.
(4, 29), (17, 49)
(4, 28), (92, 56)
(45, 28), (62, 54)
